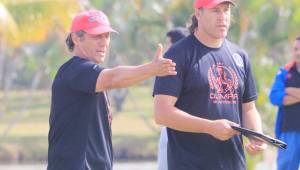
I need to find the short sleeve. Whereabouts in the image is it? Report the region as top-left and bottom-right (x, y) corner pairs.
(242, 53), (257, 103)
(153, 47), (186, 98)
(66, 61), (103, 94)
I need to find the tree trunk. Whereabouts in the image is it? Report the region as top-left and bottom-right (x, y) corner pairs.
(0, 37), (4, 90)
(0, 36), (5, 118)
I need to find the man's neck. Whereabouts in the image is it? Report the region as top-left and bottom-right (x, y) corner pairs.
(194, 29), (224, 48)
(73, 48), (87, 59)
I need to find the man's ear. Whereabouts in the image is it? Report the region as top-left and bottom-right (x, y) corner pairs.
(194, 8), (202, 20)
(71, 33), (80, 45)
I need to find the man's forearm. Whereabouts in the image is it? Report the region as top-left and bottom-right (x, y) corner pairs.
(285, 87), (300, 99)
(96, 63), (157, 92)
(282, 95), (300, 106)
(243, 110), (262, 132)
(154, 105), (212, 133)
(154, 95), (240, 141)
(154, 104), (240, 141)
(242, 102), (263, 133)
(108, 63), (155, 88)
(96, 56), (176, 92)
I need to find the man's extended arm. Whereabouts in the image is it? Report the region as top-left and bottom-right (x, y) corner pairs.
(95, 44), (176, 92)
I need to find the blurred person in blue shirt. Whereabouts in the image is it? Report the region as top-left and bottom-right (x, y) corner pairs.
(269, 36), (300, 170)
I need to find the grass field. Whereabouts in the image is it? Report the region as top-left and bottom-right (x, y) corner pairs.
(0, 86), (277, 169)
(0, 85), (160, 163)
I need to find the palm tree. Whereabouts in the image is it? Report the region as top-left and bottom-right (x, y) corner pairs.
(0, 0), (81, 141)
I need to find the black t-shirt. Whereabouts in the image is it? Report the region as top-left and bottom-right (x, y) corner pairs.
(153, 35), (257, 170)
(282, 64), (300, 132)
(47, 56), (113, 170)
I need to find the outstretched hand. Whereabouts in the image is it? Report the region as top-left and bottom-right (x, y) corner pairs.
(151, 43), (177, 77)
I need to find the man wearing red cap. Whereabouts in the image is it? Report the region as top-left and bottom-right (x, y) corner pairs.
(153, 0), (266, 169)
(47, 10), (176, 170)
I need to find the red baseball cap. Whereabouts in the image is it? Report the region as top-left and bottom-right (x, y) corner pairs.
(70, 10), (117, 35)
(194, 0), (235, 9)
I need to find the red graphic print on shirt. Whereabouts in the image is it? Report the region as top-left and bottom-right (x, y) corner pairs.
(208, 63), (239, 104)
(104, 92), (113, 126)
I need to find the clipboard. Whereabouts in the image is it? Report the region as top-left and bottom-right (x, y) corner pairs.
(231, 126), (287, 150)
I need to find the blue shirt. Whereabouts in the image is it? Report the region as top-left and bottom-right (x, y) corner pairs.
(48, 56), (113, 170)
(153, 35), (257, 170)
(269, 63), (300, 137)
(269, 67), (288, 138)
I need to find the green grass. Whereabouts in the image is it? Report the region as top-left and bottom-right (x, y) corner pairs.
(0, 85), (160, 163)
(0, 86), (276, 168)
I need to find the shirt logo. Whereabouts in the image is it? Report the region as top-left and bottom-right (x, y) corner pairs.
(232, 53), (244, 68)
(208, 63), (239, 104)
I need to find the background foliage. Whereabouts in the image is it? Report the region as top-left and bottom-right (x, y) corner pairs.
(0, 0), (299, 169)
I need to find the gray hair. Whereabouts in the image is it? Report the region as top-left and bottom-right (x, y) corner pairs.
(65, 31), (85, 52)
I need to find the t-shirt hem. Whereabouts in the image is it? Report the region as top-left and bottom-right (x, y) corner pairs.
(243, 95), (257, 103)
(153, 91), (179, 98)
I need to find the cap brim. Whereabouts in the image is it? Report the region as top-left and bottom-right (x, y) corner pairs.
(204, 0), (235, 9)
(84, 26), (118, 35)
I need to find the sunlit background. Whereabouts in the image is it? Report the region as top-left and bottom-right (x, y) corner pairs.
(0, 0), (300, 169)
